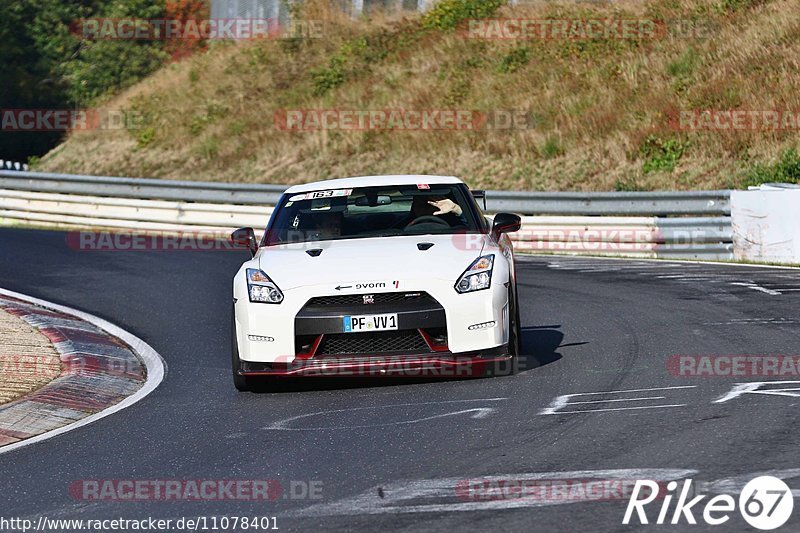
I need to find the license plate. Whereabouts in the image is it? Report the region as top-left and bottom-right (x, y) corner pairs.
(343, 313), (398, 333)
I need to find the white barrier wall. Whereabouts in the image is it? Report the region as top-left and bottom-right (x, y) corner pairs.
(732, 189), (800, 264)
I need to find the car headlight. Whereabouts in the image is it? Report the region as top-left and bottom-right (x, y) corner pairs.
(455, 255), (494, 293)
(247, 269), (284, 304)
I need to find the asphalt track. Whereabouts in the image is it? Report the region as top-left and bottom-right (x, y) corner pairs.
(0, 227), (799, 532)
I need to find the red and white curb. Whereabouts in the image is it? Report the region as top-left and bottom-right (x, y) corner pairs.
(0, 288), (165, 455)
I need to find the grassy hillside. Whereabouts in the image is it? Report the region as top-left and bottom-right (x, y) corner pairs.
(37, 0), (800, 191)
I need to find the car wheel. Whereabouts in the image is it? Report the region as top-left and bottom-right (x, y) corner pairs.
(231, 309), (250, 392)
(507, 284), (521, 374)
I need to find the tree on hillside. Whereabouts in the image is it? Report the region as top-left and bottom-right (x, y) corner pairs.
(0, 0), (172, 161)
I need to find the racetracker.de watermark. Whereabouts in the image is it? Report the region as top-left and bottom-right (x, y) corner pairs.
(453, 227), (722, 252)
(463, 19), (714, 40)
(67, 231), (243, 252)
(667, 355), (800, 377)
(672, 109), (800, 131)
(0, 355), (142, 379)
(455, 229), (656, 253)
(66, 230), (353, 253)
(69, 479), (322, 502)
(0, 355), (60, 378)
(1, 109), (142, 132)
(260, 355), (517, 378)
(71, 18), (323, 40)
(69, 228), (719, 254)
(273, 109), (534, 131)
(457, 478), (669, 503)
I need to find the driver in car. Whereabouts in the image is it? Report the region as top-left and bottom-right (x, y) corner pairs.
(404, 195), (467, 228)
(309, 211), (343, 240)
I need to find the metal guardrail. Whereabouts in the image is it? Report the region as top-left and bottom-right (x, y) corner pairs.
(0, 171), (286, 206)
(487, 190), (730, 216)
(0, 170), (734, 260)
(0, 170), (731, 216)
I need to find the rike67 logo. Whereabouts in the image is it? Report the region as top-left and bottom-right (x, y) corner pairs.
(623, 476), (794, 530)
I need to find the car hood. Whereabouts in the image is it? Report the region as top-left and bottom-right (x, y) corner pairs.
(257, 234), (488, 290)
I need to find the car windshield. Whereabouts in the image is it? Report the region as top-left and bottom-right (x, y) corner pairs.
(264, 184), (481, 246)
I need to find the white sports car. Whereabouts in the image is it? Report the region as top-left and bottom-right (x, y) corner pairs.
(230, 175), (522, 390)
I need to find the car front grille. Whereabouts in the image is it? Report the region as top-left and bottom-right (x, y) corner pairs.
(305, 292), (435, 307)
(318, 330), (429, 356)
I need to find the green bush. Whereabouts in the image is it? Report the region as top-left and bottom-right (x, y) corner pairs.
(33, 0), (167, 106)
(741, 148), (800, 187)
(640, 135), (688, 173)
(60, 40), (167, 105)
(542, 137), (564, 159)
(498, 46), (531, 74)
(667, 47), (698, 78)
(311, 38), (370, 96)
(421, 0), (507, 31)
(312, 56), (347, 96)
(136, 127), (156, 149)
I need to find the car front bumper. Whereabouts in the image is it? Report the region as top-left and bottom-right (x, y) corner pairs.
(234, 277), (511, 365)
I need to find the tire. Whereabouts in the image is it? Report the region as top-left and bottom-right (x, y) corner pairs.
(506, 284), (521, 375)
(231, 309), (250, 392)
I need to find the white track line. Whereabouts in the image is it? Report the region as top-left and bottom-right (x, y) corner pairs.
(293, 468), (700, 516)
(563, 397), (665, 405)
(0, 287), (167, 456)
(562, 385), (696, 395)
(551, 404), (687, 414)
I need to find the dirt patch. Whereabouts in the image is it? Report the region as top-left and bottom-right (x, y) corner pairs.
(0, 308), (62, 405)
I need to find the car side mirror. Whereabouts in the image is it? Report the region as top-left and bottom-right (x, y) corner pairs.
(492, 213), (522, 238)
(231, 227), (258, 257)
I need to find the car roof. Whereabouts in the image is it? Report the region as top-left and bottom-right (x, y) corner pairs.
(284, 175), (464, 194)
